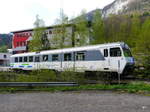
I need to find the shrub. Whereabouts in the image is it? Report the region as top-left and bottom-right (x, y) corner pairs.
(16, 75), (38, 82)
(95, 72), (113, 84)
(37, 69), (57, 82)
(59, 70), (86, 84)
(59, 70), (76, 82)
(0, 72), (18, 82)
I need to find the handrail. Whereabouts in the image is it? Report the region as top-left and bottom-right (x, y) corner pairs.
(0, 82), (78, 87)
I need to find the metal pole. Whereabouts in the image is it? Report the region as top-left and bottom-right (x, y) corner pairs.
(118, 73), (121, 84)
(118, 60), (121, 84)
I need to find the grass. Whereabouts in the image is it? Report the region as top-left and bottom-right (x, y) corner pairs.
(0, 71), (150, 94)
(0, 82), (150, 94)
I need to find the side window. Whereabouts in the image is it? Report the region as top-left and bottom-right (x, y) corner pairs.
(29, 56), (33, 62)
(52, 54), (59, 61)
(43, 55), (48, 61)
(76, 52), (85, 61)
(110, 47), (122, 57)
(24, 56), (28, 62)
(15, 57), (18, 63)
(35, 56), (40, 62)
(64, 53), (72, 61)
(19, 57), (23, 62)
(104, 49), (108, 57)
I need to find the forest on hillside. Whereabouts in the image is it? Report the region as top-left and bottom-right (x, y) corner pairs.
(0, 34), (12, 52)
(102, 13), (150, 67)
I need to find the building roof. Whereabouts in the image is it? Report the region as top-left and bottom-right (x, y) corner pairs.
(11, 24), (73, 33)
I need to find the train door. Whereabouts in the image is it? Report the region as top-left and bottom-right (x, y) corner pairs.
(34, 55), (41, 70)
(62, 52), (74, 70)
(51, 54), (61, 70)
(109, 47), (123, 73)
(103, 48), (110, 71)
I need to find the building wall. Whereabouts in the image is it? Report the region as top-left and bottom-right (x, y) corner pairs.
(13, 32), (31, 48)
(0, 53), (11, 66)
(11, 25), (74, 54)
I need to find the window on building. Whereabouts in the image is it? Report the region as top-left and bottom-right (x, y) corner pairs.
(64, 53), (72, 61)
(22, 41), (26, 46)
(29, 56), (33, 62)
(19, 57), (23, 62)
(15, 57), (18, 63)
(24, 56), (28, 62)
(17, 42), (19, 46)
(3, 55), (7, 58)
(16, 34), (18, 37)
(35, 56), (40, 62)
(49, 30), (52, 34)
(43, 55), (48, 61)
(20, 42), (22, 46)
(110, 47), (122, 57)
(22, 42), (24, 46)
(76, 52), (85, 61)
(52, 54), (59, 61)
(22, 33), (25, 37)
(104, 49), (108, 57)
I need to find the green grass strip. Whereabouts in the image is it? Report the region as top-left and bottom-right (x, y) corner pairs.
(0, 82), (150, 94)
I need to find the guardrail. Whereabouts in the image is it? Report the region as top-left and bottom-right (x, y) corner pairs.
(0, 82), (78, 87)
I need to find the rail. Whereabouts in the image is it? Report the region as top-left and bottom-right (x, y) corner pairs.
(0, 82), (78, 87)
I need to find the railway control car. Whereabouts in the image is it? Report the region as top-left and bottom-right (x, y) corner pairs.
(10, 42), (135, 75)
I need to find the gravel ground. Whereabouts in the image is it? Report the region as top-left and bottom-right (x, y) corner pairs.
(0, 91), (150, 112)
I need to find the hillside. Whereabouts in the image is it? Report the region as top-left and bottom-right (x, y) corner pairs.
(102, 0), (150, 17)
(0, 34), (12, 48)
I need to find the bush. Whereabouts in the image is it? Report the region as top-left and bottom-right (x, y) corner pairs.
(95, 72), (113, 84)
(59, 71), (76, 82)
(0, 74), (8, 82)
(0, 72), (18, 82)
(59, 70), (86, 84)
(16, 75), (38, 82)
(37, 70), (57, 82)
(133, 56), (150, 80)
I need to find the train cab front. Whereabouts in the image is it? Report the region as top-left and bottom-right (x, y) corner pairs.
(122, 44), (135, 75)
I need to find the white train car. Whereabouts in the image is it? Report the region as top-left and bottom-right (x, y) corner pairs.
(10, 42), (135, 75)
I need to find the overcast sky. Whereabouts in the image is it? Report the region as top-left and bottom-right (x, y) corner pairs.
(0, 0), (114, 33)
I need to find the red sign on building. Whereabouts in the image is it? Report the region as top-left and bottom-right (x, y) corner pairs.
(11, 29), (33, 54)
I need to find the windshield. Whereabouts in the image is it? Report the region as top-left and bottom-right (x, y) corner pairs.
(123, 48), (132, 57)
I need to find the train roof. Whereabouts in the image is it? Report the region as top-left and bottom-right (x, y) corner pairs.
(11, 42), (126, 57)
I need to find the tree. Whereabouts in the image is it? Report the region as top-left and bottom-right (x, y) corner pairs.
(91, 10), (105, 44)
(74, 10), (89, 46)
(34, 15), (45, 28)
(0, 45), (7, 53)
(129, 14), (141, 49)
(104, 15), (120, 42)
(134, 17), (150, 68)
(29, 15), (50, 52)
(138, 17), (150, 54)
(51, 10), (71, 48)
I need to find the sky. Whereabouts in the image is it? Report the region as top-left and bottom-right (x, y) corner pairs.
(0, 0), (114, 33)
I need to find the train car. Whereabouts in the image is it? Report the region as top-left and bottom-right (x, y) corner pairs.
(10, 42), (135, 75)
